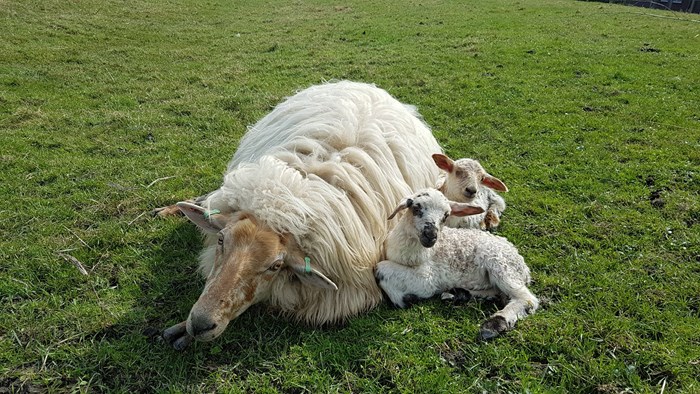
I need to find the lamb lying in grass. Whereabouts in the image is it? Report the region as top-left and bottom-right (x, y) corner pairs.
(375, 188), (539, 340)
(433, 153), (508, 231)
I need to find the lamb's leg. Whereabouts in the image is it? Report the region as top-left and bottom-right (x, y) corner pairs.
(163, 321), (193, 350)
(479, 285), (538, 340)
(375, 260), (437, 308)
(482, 209), (501, 231)
(482, 191), (506, 231)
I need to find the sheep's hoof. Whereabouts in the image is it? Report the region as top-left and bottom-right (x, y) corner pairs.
(152, 204), (183, 218)
(163, 321), (192, 350)
(479, 316), (508, 341)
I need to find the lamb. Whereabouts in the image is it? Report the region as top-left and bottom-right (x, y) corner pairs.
(375, 188), (539, 340)
(433, 153), (508, 231)
(158, 81), (444, 349)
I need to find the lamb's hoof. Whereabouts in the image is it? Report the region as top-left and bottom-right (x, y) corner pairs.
(483, 212), (500, 232)
(479, 316), (508, 341)
(401, 293), (421, 308)
(163, 321), (192, 350)
(441, 288), (472, 304)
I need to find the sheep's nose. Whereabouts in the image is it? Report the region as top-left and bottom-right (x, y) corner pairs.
(464, 187), (477, 198)
(188, 313), (218, 337)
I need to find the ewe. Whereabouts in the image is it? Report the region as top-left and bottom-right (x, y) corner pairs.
(375, 188), (538, 340)
(433, 153), (508, 231)
(157, 81), (443, 350)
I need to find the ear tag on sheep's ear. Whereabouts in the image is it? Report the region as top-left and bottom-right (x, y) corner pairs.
(177, 202), (227, 233)
(203, 209), (221, 219)
(289, 256), (338, 290)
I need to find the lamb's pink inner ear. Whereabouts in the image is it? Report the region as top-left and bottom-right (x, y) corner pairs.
(482, 175), (508, 192)
(432, 153), (454, 172)
(449, 202), (484, 217)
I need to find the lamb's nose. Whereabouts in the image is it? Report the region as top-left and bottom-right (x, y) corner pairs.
(464, 187), (477, 198)
(420, 225), (438, 247)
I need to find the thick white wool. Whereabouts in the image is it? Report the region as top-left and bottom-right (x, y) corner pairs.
(200, 81), (443, 324)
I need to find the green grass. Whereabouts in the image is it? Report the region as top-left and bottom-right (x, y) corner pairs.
(2, 0), (699, 392)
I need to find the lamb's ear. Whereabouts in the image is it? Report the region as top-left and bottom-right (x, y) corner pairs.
(449, 202), (485, 217)
(432, 153), (454, 172)
(287, 256), (338, 290)
(387, 198), (413, 220)
(481, 175), (508, 192)
(176, 202), (230, 233)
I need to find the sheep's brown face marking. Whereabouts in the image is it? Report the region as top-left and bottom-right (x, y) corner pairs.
(186, 217), (287, 342)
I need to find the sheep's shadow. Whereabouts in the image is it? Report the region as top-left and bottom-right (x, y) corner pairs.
(84, 218), (405, 391)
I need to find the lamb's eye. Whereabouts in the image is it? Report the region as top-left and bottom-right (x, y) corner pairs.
(442, 213), (449, 223)
(269, 260), (284, 272)
(217, 234), (224, 246)
(455, 170), (463, 177)
(412, 205), (422, 216)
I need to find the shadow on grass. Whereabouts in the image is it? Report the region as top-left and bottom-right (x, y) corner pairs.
(81, 219), (405, 391)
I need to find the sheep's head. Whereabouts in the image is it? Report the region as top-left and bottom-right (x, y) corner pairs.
(176, 202), (337, 342)
(432, 154), (508, 202)
(388, 189), (483, 248)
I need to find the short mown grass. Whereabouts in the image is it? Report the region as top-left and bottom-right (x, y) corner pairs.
(1, 0), (699, 392)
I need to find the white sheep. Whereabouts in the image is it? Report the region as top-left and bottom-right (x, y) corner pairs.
(375, 188), (538, 340)
(157, 81), (444, 349)
(433, 153), (508, 231)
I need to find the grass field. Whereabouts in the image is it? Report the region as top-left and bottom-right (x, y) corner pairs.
(2, 0), (699, 392)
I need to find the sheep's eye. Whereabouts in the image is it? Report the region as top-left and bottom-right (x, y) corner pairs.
(442, 213), (449, 223)
(268, 260), (284, 272)
(455, 170), (463, 177)
(217, 234), (224, 246)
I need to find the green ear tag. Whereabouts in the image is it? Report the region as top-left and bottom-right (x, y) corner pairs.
(204, 209), (220, 220)
(304, 257), (311, 274)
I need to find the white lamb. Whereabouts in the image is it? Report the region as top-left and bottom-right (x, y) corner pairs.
(375, 188), (539, 340)
(433, 153), (508, 231)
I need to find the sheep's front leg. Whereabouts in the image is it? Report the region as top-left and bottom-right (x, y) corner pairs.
(375, 260), (436, 308)
(479, 286), (539, 340)
(163, 321), (193, 350)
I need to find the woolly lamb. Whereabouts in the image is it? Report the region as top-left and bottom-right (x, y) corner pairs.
(375, 188), (539, 340)
(158, 81), (443, 350)
(433, 153), (508, 231)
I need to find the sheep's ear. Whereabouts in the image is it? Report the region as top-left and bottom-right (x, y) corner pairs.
(432, 153), (454, 172)
(177, 202), (230, 233)
(482, 175), (508, 192)
(388, 198), (413, 220)
(287, 256), (338, 290)
(449, 202), (484, 217)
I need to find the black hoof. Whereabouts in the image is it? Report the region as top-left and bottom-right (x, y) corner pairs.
(401, 293), (421, 308)
(163, 322), (191, 350)
(479, 316), (508, 341)
(445, 288), (471, 304)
